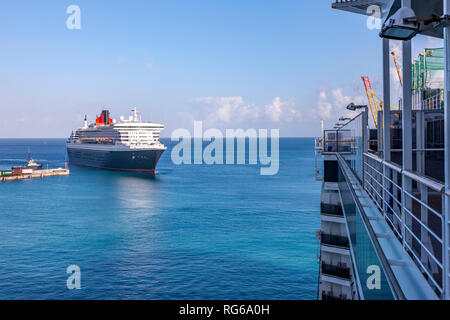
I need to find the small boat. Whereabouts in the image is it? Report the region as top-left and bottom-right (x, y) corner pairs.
(12, 150), (43, 170)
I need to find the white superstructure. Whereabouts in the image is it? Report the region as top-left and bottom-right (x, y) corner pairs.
(67, 108), (166, 151)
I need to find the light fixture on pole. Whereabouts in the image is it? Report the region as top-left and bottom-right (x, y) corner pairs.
(346, 103), (367, 111)
(379, 7), (418, 40)
(379, 6), (445, 41)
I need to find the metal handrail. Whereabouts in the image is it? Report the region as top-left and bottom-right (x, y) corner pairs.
(403, 205), (443, 245)
(364, 151), (383, 163)
(382, 198), (403, 227)
(361, 152), (446, 296)
(403, 170), (444, 193)
(403, 238), (443, 293)
(403, 189), (443, 220)
(365, 184), (383, 212)
(324, 114), (448, 298)
(384, 160), (402, 173)
(363, 159), (444, 293)
(382, 173), (402, 192)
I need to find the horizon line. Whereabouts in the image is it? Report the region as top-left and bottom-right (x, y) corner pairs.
(0, 136), (317, 139)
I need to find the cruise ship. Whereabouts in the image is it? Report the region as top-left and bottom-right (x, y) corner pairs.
(314, 1), (449, 300)
(67, 109), (166, 173)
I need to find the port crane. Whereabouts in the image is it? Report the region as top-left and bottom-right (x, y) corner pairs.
(361, 75), (400, 128)
(391, 51), (403, 87)
(361, 76), (381, 128)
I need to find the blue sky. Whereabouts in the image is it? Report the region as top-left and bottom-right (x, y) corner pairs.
(0, 0), (442, 137)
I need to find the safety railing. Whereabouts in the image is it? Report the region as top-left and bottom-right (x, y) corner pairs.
(318, 107), (450, 298)
(322, 130), (353, 153)
(363, 152), (446, 297)
(321, 262), (351, 280)
(412, 90), (443, 110)
(321, 233), (350, 248)
(422, 92), (443, 110)
(320, 203), (343, 216)
(321, 290), (350, 300)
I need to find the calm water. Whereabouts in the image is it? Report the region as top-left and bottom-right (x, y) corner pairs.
(0, 138), (320, 299)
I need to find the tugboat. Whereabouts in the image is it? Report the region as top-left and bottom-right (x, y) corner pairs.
(12, 151), (43, 170)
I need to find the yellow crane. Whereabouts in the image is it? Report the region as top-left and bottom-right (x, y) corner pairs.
(361, 76), (380, 127)
(391, 51), (402, 87)
(361, 76), (399, 128)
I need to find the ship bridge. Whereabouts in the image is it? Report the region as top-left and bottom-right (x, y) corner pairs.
(315, 0), (450, 300)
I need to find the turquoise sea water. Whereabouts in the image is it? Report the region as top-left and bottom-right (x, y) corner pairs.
(0, 138), (320, 299)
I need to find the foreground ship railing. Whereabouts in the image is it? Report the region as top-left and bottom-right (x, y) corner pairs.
(363, 150), (446, 295)
(315, 108), (449, 299)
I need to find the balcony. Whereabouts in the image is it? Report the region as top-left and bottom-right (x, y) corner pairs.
(321, 234), (350, 248)
(320, 202), (343, 216)
(323, 130), (353, 153)
(321, 262), (351, 280)
(321, 290), (350, 301)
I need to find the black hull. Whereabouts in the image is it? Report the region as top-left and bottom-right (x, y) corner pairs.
(67, 147), (165, 173)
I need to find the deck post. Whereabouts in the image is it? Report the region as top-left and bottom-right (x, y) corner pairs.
(382, 38), (391, 220)
(401, 0), (413, 251)
(382, 38), (391, 163)
(363, 108), (368, 154)
(443, 0), (450, 300)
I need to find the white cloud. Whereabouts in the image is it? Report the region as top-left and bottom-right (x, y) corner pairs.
(264, 97), (301, 122)
(189, 96), (258, 124)
(188, 96), (301, 126)
(316, 86), (365, 122)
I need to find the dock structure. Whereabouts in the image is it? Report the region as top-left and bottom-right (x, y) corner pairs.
(315, 0), (449, 300)
(1, 169), (70, 182)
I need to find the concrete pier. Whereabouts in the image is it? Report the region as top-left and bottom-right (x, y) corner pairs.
(1, 168), (70, 182)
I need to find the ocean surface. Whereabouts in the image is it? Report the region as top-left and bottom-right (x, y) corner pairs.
(0, 138), (321, 299)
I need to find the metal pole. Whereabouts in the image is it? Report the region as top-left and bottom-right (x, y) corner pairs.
(401, 0), (413, 250)
(402, 27), (413, 167)
(362, 108), (368, 188)
(443, 0), (450, 300)
(363, 107), (368, 154)
(377, 110), (383, 156)
(383, 38), (391, 220)
(416, 111), (424, 174)
(383, 38), (391, 162)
